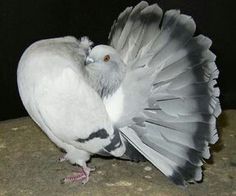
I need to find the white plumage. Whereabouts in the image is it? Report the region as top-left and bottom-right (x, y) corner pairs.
(17, 1), (220, 186)
(103, 87), (125, 124)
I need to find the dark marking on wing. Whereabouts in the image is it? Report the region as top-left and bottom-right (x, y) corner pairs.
(98, 129), (146, 162)
(76, 128), (109, 143)
(104, 128), (122, 152)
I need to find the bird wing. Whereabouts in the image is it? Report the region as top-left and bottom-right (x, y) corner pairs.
(106, 1), (221, 185)
(18, 37), (125, 157)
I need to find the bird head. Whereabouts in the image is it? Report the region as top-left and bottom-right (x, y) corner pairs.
(85, 45), (126, 98)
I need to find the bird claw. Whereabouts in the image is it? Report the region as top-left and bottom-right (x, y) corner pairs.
(61, 169), (87, 184)
(61, 166), (94, 184)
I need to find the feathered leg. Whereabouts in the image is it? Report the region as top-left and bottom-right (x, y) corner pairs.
(59, 147), (93, 184)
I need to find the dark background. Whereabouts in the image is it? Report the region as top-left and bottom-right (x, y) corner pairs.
(0, 0), (235, 121)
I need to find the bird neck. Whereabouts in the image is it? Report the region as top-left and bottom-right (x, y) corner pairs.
(84, 67), (125, 99)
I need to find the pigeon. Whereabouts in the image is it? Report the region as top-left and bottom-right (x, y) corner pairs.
(17, 1), (221, 186)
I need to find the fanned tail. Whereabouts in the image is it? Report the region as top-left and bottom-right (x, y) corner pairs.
(109, 1), (221, 186)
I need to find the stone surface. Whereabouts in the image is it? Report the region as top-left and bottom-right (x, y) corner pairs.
(0, 110), (235, 196)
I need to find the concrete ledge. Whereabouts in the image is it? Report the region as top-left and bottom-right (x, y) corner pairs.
(0, 110), (235, 195)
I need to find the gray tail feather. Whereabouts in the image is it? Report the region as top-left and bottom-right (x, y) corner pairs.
(121, 139), (146, 162)
(111, 1), (221, 186)
(120, 127), (188, 186)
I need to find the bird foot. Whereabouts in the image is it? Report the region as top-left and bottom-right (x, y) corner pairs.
(61, 166), (95, 184)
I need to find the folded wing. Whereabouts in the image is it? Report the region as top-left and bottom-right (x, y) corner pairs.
(17, 37), (125, 158)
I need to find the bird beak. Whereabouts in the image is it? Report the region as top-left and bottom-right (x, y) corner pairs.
(85, 56), (95, 65)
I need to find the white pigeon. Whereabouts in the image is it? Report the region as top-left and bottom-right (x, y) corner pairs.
(17, 1), (221, 186)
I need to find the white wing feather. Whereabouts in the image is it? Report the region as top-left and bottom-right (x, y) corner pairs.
(17, 37), (125, 159)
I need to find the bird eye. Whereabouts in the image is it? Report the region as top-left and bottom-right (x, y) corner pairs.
(103, 55), (110, 62)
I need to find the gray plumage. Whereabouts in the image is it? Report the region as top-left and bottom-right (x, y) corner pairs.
(17, 1), (220, 186)
(85, 45), (126, 98)
(107, 1), (220, 186)
(17, 37), (126, 179)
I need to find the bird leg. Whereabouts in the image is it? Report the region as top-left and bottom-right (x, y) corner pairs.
(61, 165), (95, 184)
